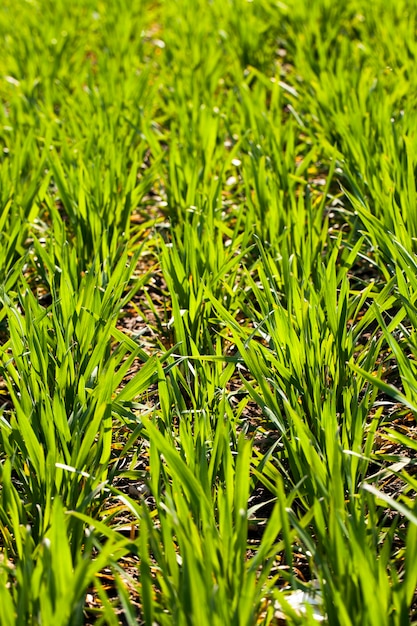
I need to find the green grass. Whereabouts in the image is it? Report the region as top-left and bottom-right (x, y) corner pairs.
(0, 0), (417, 624)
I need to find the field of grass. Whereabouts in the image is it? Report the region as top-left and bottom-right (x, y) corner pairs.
(0, 0), (417, 624)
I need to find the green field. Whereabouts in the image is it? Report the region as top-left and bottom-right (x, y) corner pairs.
(1, 0), (417, 624)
